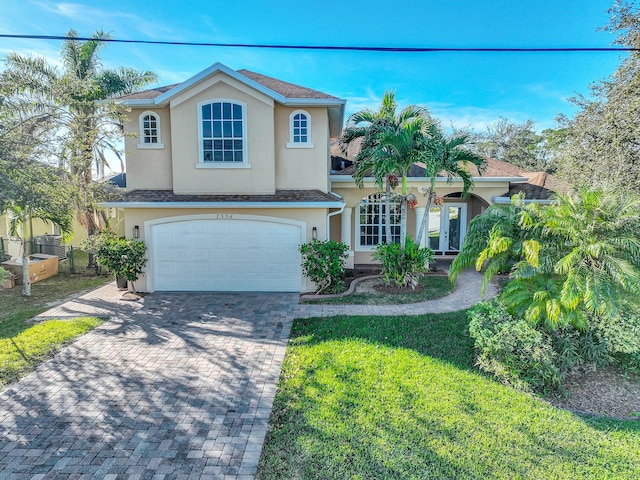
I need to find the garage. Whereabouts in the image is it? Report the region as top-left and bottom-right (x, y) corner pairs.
(147, 215), (305, 292)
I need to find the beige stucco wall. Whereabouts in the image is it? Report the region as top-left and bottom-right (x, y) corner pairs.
(122, 207), (328, 292)
(169, 73), (276, 195)
(332, 180), (504, 265)
(122, 74), (333, 196)
(123, 107), (173, 191)
(274, 106), (330, 192)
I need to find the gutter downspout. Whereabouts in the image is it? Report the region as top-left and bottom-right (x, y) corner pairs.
(326, 192), (345, 241)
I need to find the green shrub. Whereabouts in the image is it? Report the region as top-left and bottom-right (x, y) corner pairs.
(468, 301), (561, 391)
(551, 328), (610, 373)
(591, 301), (640, 356)
(373, 237), (433, 288)
(299, 239), (349, 294)
(91, 234), (148, 291)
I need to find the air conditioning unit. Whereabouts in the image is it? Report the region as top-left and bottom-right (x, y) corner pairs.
(36, 235), (67, 260)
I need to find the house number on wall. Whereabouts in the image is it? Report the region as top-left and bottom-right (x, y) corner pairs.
(213, 214), (233, 220)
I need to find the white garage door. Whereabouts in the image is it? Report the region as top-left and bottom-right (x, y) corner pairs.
(149, 216), (304, 292)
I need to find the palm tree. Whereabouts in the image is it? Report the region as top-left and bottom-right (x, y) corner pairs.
(415, 125), (487, 247)
(452, 187), (640, 331)
(535, 189), (640, 325)
(448, 192), (541, 293)
(373, 118), (428, 248)
(2, 29), (157, 265)
(339, 91), (428, 246)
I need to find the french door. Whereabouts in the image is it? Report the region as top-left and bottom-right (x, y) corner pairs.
(427, 203), (467, 254)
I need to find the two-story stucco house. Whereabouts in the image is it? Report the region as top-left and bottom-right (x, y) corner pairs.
(105, 62), (543, 293)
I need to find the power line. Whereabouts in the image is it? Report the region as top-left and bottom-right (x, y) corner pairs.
(0, 33), (637, 53)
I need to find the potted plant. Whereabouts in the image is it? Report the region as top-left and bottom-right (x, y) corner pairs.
(93, 234), (148, 292)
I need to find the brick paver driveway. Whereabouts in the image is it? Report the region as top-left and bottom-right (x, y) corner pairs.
(0, 290), (298, 479)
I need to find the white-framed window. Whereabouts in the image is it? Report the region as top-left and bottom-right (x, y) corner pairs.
(137, 111), (164, 149)
(197, 99), (248, 168)
(357, 193), (401, 249)
(286, 110), (314, 148)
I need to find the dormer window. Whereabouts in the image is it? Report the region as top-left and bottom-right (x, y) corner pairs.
(199, 100), (247, 167)
(287, 110), (314, 148)
(137, 111), (164, 149)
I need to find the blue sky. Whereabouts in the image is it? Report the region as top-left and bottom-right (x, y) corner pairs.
(0, 0), (624, 131)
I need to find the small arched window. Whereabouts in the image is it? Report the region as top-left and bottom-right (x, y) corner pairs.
(287, 110), (314, 148)
(138, 111), (164, 148)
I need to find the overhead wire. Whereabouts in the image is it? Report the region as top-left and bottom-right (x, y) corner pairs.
(0, 33), (637, 53)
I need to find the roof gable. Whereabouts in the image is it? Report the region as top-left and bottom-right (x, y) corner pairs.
(115, 62), (344, 107)
(114, 62), (346, 136)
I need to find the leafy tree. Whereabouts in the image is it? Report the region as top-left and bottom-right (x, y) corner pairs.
(553, 1), (640, 192)
(471, 118), (553, 172)
(339, 91), (428, 247)
(415, 125), (487, 246)
(0, 158), (74, 296)
(1, 30), (157, 265)
(0, 72), (75, 296)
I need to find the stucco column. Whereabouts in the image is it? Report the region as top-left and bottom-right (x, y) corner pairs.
(341, 207), (354, 269)
(415, 207), (427, 248)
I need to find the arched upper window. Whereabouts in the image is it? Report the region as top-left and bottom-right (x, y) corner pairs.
(138, 111), (163, 148)
(357, 193), (401, 249)
(287, 110), (314, 148)
(199, 100), (247, 165)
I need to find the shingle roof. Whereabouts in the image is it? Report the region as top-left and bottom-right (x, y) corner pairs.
(115, 68), (338, 102)
(328, 139), (571, 200)
(330, 141), (528, 179)
(468, 158), (527, 178)
(503, 172), (571, 200)
(237, 69), (339, 100)
(115, 84), (178, 101)
(109, 189), (341, 204)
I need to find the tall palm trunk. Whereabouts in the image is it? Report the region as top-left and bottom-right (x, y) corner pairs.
(384, 180), (391, 245)
(400, 174), (408, 249)
(416, 176), (437, 245)
(19, 213), (31, 296)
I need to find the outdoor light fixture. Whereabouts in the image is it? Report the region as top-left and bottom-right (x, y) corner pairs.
(133, 225), (140, 239)
(312, 227), (317, 239)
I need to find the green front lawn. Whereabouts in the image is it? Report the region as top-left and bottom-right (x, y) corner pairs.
(0, 271), (109, 387)
(0, 317), (102, 387)
(0, 272), (110, 337)
(258, 312), (640, 480)
(302, 275), (455, 305)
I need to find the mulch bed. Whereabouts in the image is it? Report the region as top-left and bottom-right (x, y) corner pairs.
(342, 268), (382, 290)
(548, 366), (640, 420)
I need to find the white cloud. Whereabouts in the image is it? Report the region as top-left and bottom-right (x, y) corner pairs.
(427, 103), (559, 133)
(32, 1), (177, 40)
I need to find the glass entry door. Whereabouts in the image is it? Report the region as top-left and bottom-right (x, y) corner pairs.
(427, 203), (467, 254)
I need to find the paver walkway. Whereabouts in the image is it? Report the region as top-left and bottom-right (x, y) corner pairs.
(0, 287), (298, 479)
(296, 269), (497, 318)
